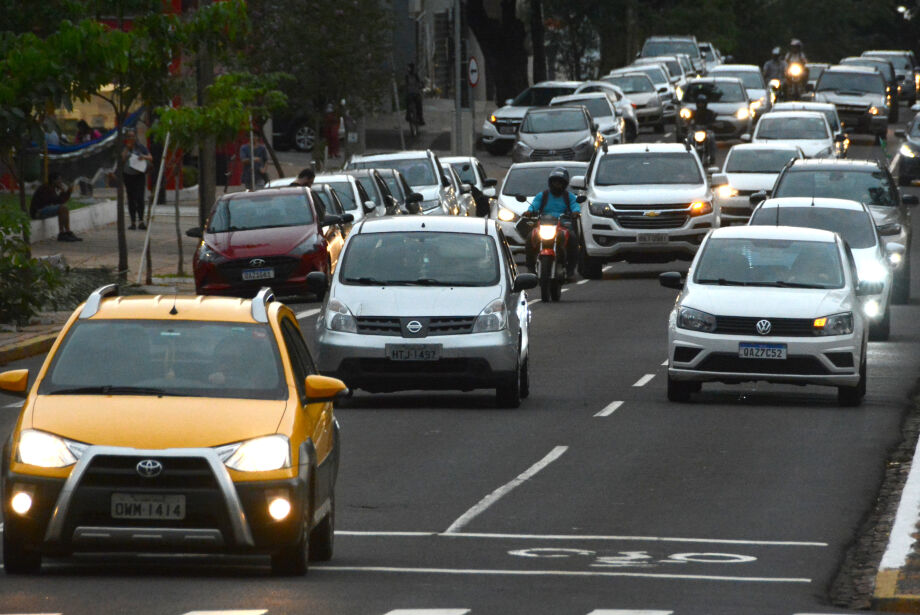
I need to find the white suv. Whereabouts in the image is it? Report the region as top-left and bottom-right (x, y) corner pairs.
(573, 143), (715, 278)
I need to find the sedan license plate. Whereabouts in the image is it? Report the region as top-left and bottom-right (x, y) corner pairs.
(242, 267), (274, 281)
(738, 343), (787, 360)
(637, 233), (669, 244)
(111, 493), (185, 520)
(499, 126), (516, 135)
(386, 344), (441, 361)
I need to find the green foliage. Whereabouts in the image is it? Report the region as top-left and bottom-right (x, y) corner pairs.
(0, 206), (59, 326)
(0, 0), (83, 37)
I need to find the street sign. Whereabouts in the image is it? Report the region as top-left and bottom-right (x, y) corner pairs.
(468, 56), (480, 88)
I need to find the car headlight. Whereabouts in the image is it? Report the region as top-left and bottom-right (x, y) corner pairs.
(220, 434), (291, 472)
(17, 429), (84, 468)
(472, 299), (507, 333)
(858, 260), (889, 284)
(515, 141), (534, 155)
(900, 143), (917, 158)
(497, 207), (518, 222)
(538, 224), (557, 240)
(325, 298), (357, 332)
(677, 306), (716, 332)
(735, 107), (750, 120)
(679, 107), (693, 120)
(197, 243), (222, 263)
(489, 114), (498, 124)
(769, 78), (781, 90)
(717, 184), (738, 199)
(868, 106), (880, 115)
(588, 202), (614, 217)
(689, 200), (712, 216)
(750, 99), (763, 110)
(675, 86), (684, 100)
(812, 312), (854, 336)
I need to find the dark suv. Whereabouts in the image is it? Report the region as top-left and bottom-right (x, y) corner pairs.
(764, 158), (916, 303)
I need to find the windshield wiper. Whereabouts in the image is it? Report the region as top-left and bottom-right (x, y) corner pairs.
(346, 277), (395, 285)
(773, 280), (828, 289)
(697, 278), (749, 286)
(49, 386), (184, 397)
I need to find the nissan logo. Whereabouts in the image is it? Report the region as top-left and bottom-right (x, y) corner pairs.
(406, 320), (423, 334)
(249, 258), (266, 268)
(755, 319), (773, 336)
(136, 459), (163, 478)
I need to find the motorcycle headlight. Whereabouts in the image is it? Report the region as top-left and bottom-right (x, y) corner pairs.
(750, 99), (763, 110)
(693, 130), (707, 143)
(858, 260), (889, 284)
(689, 200), (712, 216)
(900, 143), (917, 158)
(538, 224), (557, 241)
(677, 306), (716, 332)
(812, 312), (853, 336)
(679, 107), (693, 120)
(735, 107), (750, 120)
(220, 434), (291, 472)
(868, 106), (880, 116)
(472, 299), (507, 333)
(497, 207), (518, 222)
(769, 79), (781, 90)
(325, 298), (357, 333)
(675, 86), (684, 100)
(17, 429), (84, 468)
(788, 63), (803, 77)
(717, 184), (738, 199)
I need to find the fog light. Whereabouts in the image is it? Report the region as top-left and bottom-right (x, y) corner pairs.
(268, 497), (291, 521)
(11, 491), (32, 515)
(864, 299), (881, 318)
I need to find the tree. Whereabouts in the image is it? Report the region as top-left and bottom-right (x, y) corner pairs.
(468, 0), (530, 104)
(544, 0), (601, 80)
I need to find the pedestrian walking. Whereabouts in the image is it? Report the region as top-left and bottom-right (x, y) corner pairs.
(240, 135), (269, 190)
(121, 129), (153, 230)
(405, 63), (425, 126)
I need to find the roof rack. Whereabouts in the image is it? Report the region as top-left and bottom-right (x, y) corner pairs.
(79, 284), (119, 319)
(252, 287), (275, 323)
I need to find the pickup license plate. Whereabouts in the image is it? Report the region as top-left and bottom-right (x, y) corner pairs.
(386, 344), (441, 361)
(242, 267), (274, 281)
(111, 493), (186, 520)
(637, 233), (669, 244)
(499, 126), (516, 135)
(738, 343), (787, 360)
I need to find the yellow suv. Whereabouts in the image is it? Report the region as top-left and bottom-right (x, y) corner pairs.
(0, 286), (346, 575)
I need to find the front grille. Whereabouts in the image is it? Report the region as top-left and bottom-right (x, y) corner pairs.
(429, 316), (476, 335)
(81, 455), (218, 490)
(837, 104), (869, 114)
(531, 148), (576, 161)
(216, 256), (300, 283)
(694, 353), (829, 375)
(714, 316), (816, 336)
(356, 316), (476, 336)
(612, 202), (691, 211)
(614, 212), (688, 229)
(356, 317), (401, 335)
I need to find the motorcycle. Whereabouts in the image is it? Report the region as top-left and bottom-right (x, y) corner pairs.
(517, 212), (578, 302)
(784, 62), (808, 101)
(687, 129), (714, 166)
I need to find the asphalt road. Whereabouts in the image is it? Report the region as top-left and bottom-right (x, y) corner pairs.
(1, 116), (919, 615)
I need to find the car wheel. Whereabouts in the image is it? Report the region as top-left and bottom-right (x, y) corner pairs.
(579, 248), (604, 280)
(2, 524), (42, 574)
(869, 306), (891, 341)
(838, 357), (867, 407)
(519, 355), (530, 399)
(293, 122), (317, 153)
(496, 359), (522, 408)
(486, 141), (512, 156)
(271, 495), (311, 575)
(667, 374), (693, 402)
(893, 258), (911, 304)
(308, 493), (334, 562)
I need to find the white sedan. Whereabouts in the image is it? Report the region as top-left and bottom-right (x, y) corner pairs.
(661, 225), (875, 406)
(712, 144), (804, 225)
(745, 111), (839, 158)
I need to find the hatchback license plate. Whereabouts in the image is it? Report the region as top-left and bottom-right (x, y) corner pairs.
(111, 493), (185, 520)
(499, 126), (516, 135)
(738, 343), (787, 360)
(242, 267), (274, 281)
(386, 344), (441, 361)
(637, 233), (668, 244)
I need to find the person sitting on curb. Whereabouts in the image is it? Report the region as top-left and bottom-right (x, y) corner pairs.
(29, 172), (82, 242)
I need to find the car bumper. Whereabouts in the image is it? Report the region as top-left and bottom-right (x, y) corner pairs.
(315, 328), (519, 392)
(582, 213), (714, 262)
(196, 252), (327, 298)
(482, 121), (518, 144)
(497, 218), (528, 254)
(838, 112), (888, 135)
(635, 107), (665, 124)
(511, 146), (595, 164)
(715, 195), (757, 225)
(678, 116), (750, 140)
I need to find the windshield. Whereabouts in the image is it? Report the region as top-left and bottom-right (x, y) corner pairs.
(712, 70), (765, 90)
(694, 238), (844, 288)
(910, 116), (920, 138)
(356, 177), (381, 206)
(595, 152), (701, 186)
(607, 75), (655, 93)
(340, 232), (500, 287)
(865, 53), (911, 70)
(843, 59), (894, 82)
(725, 149), (799, 173)
(502, 165), (586, 196)
(682, 81), (746, 103)
(642, 40), (701, 59)
(807, 65), (826, 80)
(773, 169), (896, 207)
(209, 193), (313, 233)
(449, 161), (477, 184)
(750, 206), (876, 249)
(555, 97), (612, 118)
(383, 175), (406, 199)
(631, 66), (669, 85)
(646, 58), (681, 76)
(324, 180), (357, 210)
(512, 86), (578, 106)
(521, 109), (588, 133)
(816, 72), (885, 94)
(756, 116), (828, 140)
(774, 106), (839, 131)
(39, 320), (286, 399)
(349, 158), (437, 187)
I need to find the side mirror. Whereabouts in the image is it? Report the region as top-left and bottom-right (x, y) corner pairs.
(406, 192), (423, 203)
(341, 213), (354, 224)
(711, 173), (728, 186)
(834, 133), (847, 142)
(460, 183), (472, 194)
(304, 374), (350, 403)
(658, 86), (668, 94)
(902, 193), (919, 206)
(407, 201), (421, 214)
(569, 175), (587, 190)
(483, 186), (497, 198)
(185, 227), (203, 238)
(706, 166), (720, 175)
(483, 178), (498, 188)
(512, 273), (539, 292)
(575, 195), (587, 203)
(363, 200), (377, 214)
(0, 369), (29, 397)
(322, 214), (344, 227)
(306, 271), (328, 294)
(878, 222), (903, 236)
(750, 190), (768, 206)
(895, 129), (907, 139)
(658, 272), (684, 290)
(740, 134), (752, 142)
(856, 280), (884, 296)
(515, 194), (527, 203)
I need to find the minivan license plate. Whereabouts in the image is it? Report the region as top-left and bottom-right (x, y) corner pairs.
(242, 267), (274, 281)
(386, 344), (441, 361)
(738, 343), (787, 360)
(111, 494), (185, 520)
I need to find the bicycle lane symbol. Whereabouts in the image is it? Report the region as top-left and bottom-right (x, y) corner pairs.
(508, 548), (757, 569)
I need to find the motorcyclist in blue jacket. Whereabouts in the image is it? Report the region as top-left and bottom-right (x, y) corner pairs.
(524, 167), (581, 277)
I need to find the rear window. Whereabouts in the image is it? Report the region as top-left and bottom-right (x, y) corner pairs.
(209, 193), (313, 233)
(682, 81), (746, 103)
(594, 152), (702, 186)
(750, 206), (877, 249)
(755, 116), (828, 140)
(773, 169), (896, 207)
(725, 149), (799, 173)
(512, 86), (578, 107)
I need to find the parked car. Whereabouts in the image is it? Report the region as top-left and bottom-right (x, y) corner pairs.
(572, 81), (640, 141)
(839, 56), (900, 122)
(550, 92), (625, 144)
(862, 50), (920, 105)
(314, 216), (538, 407)
(711, 144), (804, 225)
(677, 78), (752, 141)
(814, 65), (889, 141)
(481, 81), (582, 154)
(442, 163), (474, 215)
(342, 169), (402, 216)
(745, 111), (837, 158)
(709, 64), (773, 119)
(315, 173), (381, 223)
(272, 112), (318, 152)
(511, 106), (600, 163)
(602, 72), (664, 131)
(346, 150), (455, 214)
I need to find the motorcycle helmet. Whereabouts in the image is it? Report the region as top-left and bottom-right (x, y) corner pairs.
(696, 94), (708, 107)
(790, 39), (802, 49)
(771, 47), (781, 56)
(548, 167), (570, 188)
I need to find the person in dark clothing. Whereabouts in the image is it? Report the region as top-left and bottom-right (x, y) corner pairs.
(121, 129), (153, 230)
(405, 63), (425, 125)
(30, 172), (81, 242)
(289, 167), (315, 188)
(240, 135), (269, 190)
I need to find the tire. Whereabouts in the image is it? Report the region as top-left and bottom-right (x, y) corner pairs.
(496, 359), (521, 408)
(519, 355), (530, 399)
(579, 247), (603, 280)
(667, 374), (693, 402)
(309, 493), (334, 562)
(893, 258), (911, 304)
(838, 358), (867, 407)
(3, 526), (42, 575)
(538, 255), (552, 302)
(293, 122), (317, 153)
(869, 306), (891, 341)
(271, 497), (311, 576)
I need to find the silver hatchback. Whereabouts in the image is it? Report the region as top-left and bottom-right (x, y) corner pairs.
(314, 217), (538, 407)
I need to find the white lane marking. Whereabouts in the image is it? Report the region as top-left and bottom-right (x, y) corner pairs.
(3, 401), (22, 408)
(664, 132), (673, 138)
(880, 417), (920, 569)
(577, 279), (589, 285)
(334, 530), (827, 546)
(661, 359), (668, 366)
(444, 446), (568, 534)
(384, 611), (470, 615)
(182, 612), (267, 615)
(595, 400), (624, 418)
(296, 308), (320, 319)
(561, 288), (569, 293)
(633, 374), (655, 387)
(314, 565), (810, 583)
(527, 299), (540, 306)
(588, 611), (673, 615)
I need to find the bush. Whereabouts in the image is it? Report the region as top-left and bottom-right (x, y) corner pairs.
(182, 165), (198, 187)
(0, 207), (60, 326)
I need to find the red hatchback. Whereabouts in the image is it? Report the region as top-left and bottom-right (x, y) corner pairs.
(188, 187), (349, 299)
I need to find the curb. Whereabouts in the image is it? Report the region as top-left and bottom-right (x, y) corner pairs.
(0, 332), (58, 366)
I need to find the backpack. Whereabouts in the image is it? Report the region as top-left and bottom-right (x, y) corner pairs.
(537, 190), (573, 215)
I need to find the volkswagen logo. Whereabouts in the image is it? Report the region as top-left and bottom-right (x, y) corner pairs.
(645, 211), (661, 217)
(406, 320), (423, 334)
(136, 459), (163, 478)
(755, 319), (773, 336)
(249, 258), (266, 268)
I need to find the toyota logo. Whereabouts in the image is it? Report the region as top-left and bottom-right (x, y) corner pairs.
(249, 258), (266, 268)
(406, 320), (423, 334)
(136, 459), (163, 478)
(755, 319), (773, 335)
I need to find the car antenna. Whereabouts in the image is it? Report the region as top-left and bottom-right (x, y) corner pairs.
(169, 295), (179, 315)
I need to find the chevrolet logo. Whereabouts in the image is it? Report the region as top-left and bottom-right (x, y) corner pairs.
(644, 211), (661, 217)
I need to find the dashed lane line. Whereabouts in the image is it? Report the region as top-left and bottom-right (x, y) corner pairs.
(661, 359), (668, 366)
(594, 400), (624, 418)
(633, 374), (655, 387)
(576, 279), (589, 285)
(444, 446), (568, 534)
(588, 611), (673, 615)
(664, 132), (673, 138)
(384, 611), (470, 615)
(3, 401), (22, 408)
(527, 299), (540, 306)
(295, 308), (320, 319)
(182, 612), (267, 615)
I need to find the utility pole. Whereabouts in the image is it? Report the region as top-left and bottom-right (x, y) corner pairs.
(454, 0), (462, 154)
(197, 0), (216, 229)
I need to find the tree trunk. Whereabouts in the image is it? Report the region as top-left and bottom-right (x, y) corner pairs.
(468, 0), (530, 105)
(196, 0), (216, 229)
(258, 124), (284, 178)
(530, 0), (547, 83)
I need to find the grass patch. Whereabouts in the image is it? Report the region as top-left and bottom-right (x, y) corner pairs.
(0, 191), (97, 213)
